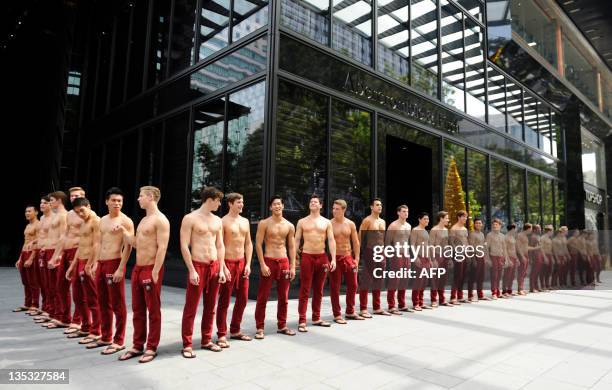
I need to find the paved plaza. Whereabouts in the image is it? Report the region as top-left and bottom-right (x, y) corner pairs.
(1, 267), (612, 390)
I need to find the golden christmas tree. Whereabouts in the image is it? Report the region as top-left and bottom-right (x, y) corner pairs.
(444, 156), (471, 230)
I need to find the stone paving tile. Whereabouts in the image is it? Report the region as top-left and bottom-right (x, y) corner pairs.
(1, 268), (611, 389)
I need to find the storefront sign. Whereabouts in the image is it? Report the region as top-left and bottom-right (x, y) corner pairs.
(584, 189), (603, 205)
(343, 72), (459, 134)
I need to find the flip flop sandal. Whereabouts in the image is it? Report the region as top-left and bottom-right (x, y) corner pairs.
(64, 327), (80, 334)
(345, 314), (365, 320)
(67, 331), (89, 339)
(312, 321), (331, 327)
(333, 318), (348, 324)
(229, 333), (252, 341)
(139, 351), (157, 363)
(254, 330), (265, 340)
(181, 348), (196, 358)
(440, 302), (453, 307)
(388, 309), (402, 315)
(298, 324), (308, 333)
(398, 307), (414, 312)
(276, 328), (296, 336)
(13, 307), (28, 312)
(119, 350), (144, 361)
(413, 306), (422, 311)
(27, 310), (41, 316)
(86, 340), (110, 349)
(101, 345), (126, 355)
(80, 335), (101, 345)
(47, 322), (69, 329)
(373, 311), (392, 316)
(34, 318), (50, 323)
(216, 339), (230, 348)
(201, 343), (222, 352)
(360, 312), (373, 319)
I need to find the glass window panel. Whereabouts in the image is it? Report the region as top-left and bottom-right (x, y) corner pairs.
(199, 0), (230, 61)
(564, 34), (597, 106)
(443, 141), (467, 214)
(330, 100), (371, 222)
(467, 149), (487, 225)
(487, 66), (506, 132)
(119, 132), (139, 217)
(509, 165), (525, 228)
(537, 104), (552, 155)
(527, 172), (541, 225)
(332, 0), (373, 66)
(377, 0), (409, 83)
(281, 0), (330, 46)
(127, 0), (148, 99)
(95, 28), (112, 117)
(103, 140), (121, 197)
(550, 110), (562, 158)
(148, 0), (171, 87)
(542, 177), (553, 226)
(555, 181), (565, 227)
(169, 0), (197, 75)
(581, 128), (607, 189)
(140, 124), (164, 187)
(411, 0), (438, 98)
(191, 96), (225, 208)
(226, 81), (266, 220)
(441, 1), (465, 112)
(505, 80), (523, 139)
(510, 0), (557, 68)
(88, 147), (103, 209)
(233, 0), (268, 42)
(276, 81), (328, 223)
(522, 92), (538, 147)
(490, 158), (509, 227)
(110, 9), (130, 108)
(464, 18), (485, 122)
(190, 36), (267, 95)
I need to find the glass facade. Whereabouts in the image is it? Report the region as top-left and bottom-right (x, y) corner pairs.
(581, 128), (607, 190)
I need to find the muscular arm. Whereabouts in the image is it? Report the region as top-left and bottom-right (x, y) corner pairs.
(216, 222), (226, 280)
(244, 224), (253, 270)
(294, 220), (303, 255)
(180, 215), (195, 272)
(255, 220), (266, 267)
(350, 222), (360, 263)
(287, 224), (296, 273)
(154, 217), (170, 275)
(116, 218), (135, 276)
(327, 221), (336, 260)
(87, 220), (101, 273)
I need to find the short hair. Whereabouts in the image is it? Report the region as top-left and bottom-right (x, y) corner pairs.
(226, 192), (243, 205)
(72, 197), (90, 208)
(523, 223), (532, 230)
(417, 212), (429, 220)
(435, 211), (448, 224)
(456, 210), (467, 218)
(41, 195), (50, 202)
(473, 217), (483, 223)
(396, 205), (409, 213)
(370, 197), (382, 206)
(544, 225), (553, 232)
(507, 223), (516, 231)
(200, 186), (223, 202)
(49, 191), (67, 203)
(268, 195), (283, 207)
(105, 187), (124, 200)
(310, 194), (322, 204)
(140, 186), (161, 202)
(333, 199), (347, 210)
(68, 186), (85, 194)
(492, 218), (502, 226)
(25, 204), (39, 212)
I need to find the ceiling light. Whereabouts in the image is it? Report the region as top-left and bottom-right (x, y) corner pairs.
(528, 42), (537, 46)
(569, 8), (581, 13)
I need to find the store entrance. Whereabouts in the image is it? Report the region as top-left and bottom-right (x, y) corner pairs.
(385, 135), (433, 226)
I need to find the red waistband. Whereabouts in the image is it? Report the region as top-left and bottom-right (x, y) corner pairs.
(264, 257), (288, 263)
(134, 264), (155, 270)
(77, 258), (88, 263)
(302, 252), (328, 259)
(192, 259), (218, 266)
(99, 258), (121, 263)
(224, 257), (245, 263)
(336, 254), (354, 260)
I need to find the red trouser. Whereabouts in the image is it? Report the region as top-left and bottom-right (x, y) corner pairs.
(18, 250), (39, 308)
(132, 264), (164, 352)
(557, 255), (568, 286)
(96, 258), (127, 345)
(529, 251), (543, 291)
(502, 256), (518, 293)
(359, 249), (385, 311)
(388, 256), (409, 309)
(25, 250), (41, 305)
(516, 253), (528, 291)
(591, 255), (602, 275)
(450, 259), (467, 300)
(489, 255), (504, 297)
(255, 257), (291, 330)
(543, 255), (554, 288)
(181, 260), (220, 348)
(56, 248), (78, 324)
(216, 258), (249, 338)
(329, 255), (358, 316)
(431, 256), (450, 304)
(467, 257), (485, 299)
(40, 249), (57, 317)
(73, 259), (101, 335)
(412, 257), (432, 307)
(298, 253), (330, 324)
(568, 253), (578, 286)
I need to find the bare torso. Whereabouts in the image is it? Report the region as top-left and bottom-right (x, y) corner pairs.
(77, 215), (100, 260)
(505, 233), (517, 258)
(541, 234), (553, 255)
(262, 217), (292, 258)
(429, 227), (448, 247)
(99, 213), (131, 260)
(23, 222), (38, 251)
(47, 210), (67, 248)
(64, 210), (83, 249)
(449, 227), (468, 248)
(516, 232), (529, 256)
(332, 218), (354, 257)
(222, 214), (250, 259)
(187, 211), (222, 262)
(299, 215), (329, 254)
(485, 231), (505, 257)
(552, 236), (568, 257)
(135, 212), (169, 265)
(361, 215), (385, 248)
(410, 228), (429, 250)
(38, 215), (52, 249)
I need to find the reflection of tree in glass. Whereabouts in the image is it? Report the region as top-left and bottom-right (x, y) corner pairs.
(444, 156), (469, 229)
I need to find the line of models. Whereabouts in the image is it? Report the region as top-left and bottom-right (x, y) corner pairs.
(14, 187), (606, 363)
